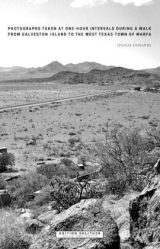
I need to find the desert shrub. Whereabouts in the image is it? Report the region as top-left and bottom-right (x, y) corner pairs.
(50, 176), (99, 212)
(61, 158), (73, 167)
(1, 237), (30, 249)
(68, 138), (76, 145)
(0, 152), (15, 172)
(95, 122), (160, 194)
(105, 177), (127, 196)
(85, 181), (106, 198)
(146, 125), (160, 148)
(38, 163), (78, 179)
(105, 171), (146, 196)
(31, 204), (52, 219)
(9, 172), (48, 208)
(0, 209), (32, 249)
(79, 153), (89, 165)
(31, 185), (53, 207)
(84, 166), (100, 178)
(68, 136), (81, 145)
(0, 176), (6, 190)
(37, 163), (65, 179)
(149, 120), (158, 127)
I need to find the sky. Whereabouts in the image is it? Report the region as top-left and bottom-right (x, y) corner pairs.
(0, 0), (160, 69)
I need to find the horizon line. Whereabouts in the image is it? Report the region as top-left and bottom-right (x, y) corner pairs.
(0, 60), (159, 71)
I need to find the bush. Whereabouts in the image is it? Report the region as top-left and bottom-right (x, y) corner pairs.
(79, 153), (89, 165)
(37, 163), (66, 179)
(61, 158), (73, 167)
(32, 185), (53, 207)
(0, 152), (15, 172)
(49, 176), (100, 212)
(68, 136), (81, 145)
(0, 209), (32, 249)
(95, 123), (160, 194)
(9, 172), (48, 208)
(85, 181), (105, 198)
(68, 138), (76, 145)
(0, 176), (6, 190)
(37, 163), (79, 180)
(146, 125), (160, 148)
(29, 177), (104, 211)
(1, 238), (30, 249)
(105, 177), (127, 196)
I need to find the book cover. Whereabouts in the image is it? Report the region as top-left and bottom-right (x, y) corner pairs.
(0, 1), (160, 249)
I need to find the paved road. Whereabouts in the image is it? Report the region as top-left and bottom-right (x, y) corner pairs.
(0, 90), (111, 111)
(0, 90), (128, 112)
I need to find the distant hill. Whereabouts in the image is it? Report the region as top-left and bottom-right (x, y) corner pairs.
(29, 61), (67, 74)
(48, 71), (77, 81)
(0, 61), (114, 79)
(1, 62), (160, 87)
(0, 66), (29, 73)
(143, 67), (160, 76)
(44, 67), (160, 86)
(29, 61), (114, 74)
(65, 62), (114, 73)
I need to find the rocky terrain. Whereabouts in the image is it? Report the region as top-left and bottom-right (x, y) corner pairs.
(1, 158), (160, 249)
(30, 199), (120, 249)
(3, 68), (160, 91)
(129, 160), (160, 249)
(0, 61), (160, 249)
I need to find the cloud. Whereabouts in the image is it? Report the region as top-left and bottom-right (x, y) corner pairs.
(112, 0), (153, 6)
(70, 0), (107, 8)
(70, 0), (154, 7)
(26, 0), (48, 4)
(25, 0), (153, 6)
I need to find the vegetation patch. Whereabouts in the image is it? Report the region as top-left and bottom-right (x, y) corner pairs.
(95, 122), (160, 195)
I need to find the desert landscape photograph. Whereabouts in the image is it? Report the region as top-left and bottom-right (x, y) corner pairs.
(0, 1), (160, 249)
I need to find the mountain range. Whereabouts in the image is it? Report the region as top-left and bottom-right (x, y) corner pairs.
(0, 61), (160, 86)
(0, 61), (114, 75)
(0, 61), (160, 76)
(46, 67), (160, 86)
(0, 66), (29, 73)
(4, 65), (159, 88)
(143, 67), (160, 76)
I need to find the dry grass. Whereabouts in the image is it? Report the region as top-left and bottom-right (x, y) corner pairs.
(0, 82), (159, 173)
(0, 208), (32, 249)
(0, 82), (109, 107)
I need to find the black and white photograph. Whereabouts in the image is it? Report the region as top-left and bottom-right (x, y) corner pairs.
(0, 0), (160, 248)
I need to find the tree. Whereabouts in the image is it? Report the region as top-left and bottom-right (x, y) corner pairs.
(0, 152), (15, 172)
(95, 123), (160, 193)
